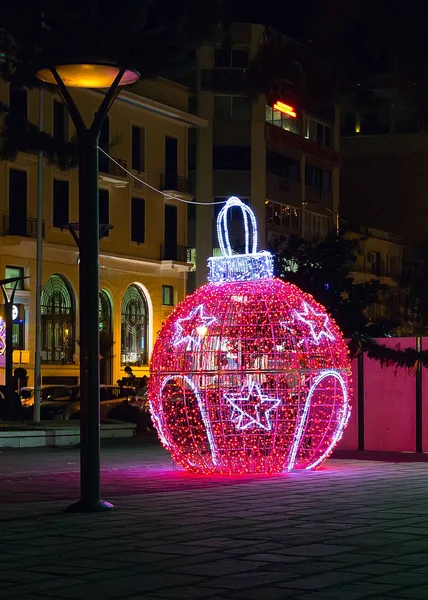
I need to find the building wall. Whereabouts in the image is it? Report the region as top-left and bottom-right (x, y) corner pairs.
(0, 77), (200, 386)
(191, 22), (341, 287)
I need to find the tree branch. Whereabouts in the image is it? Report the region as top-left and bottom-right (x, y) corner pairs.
(91, 68), (126, 136)
(50, 68), (86, 134)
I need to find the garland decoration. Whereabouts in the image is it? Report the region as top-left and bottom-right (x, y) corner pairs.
(348, 335), (428, 369)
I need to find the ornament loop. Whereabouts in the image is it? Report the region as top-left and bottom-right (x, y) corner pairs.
(208, 195), (274, 283)
(217, 196), (258, 256)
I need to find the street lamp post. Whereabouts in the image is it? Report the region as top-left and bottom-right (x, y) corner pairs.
(36, 63), (138, 512)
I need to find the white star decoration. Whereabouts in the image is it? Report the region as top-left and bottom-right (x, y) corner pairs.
(292, 301), (335, 345)
(172, 304), (216, 350)
(224, 379), (281, 431)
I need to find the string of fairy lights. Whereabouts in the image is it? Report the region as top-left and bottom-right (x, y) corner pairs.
(98, 147), (226, 206)
(148, 197), (351, 475)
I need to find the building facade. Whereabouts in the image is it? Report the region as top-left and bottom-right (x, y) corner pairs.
(0, 77), (204, 387)
(188, 23), (340, 290)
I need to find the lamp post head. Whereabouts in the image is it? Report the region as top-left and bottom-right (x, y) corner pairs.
(36, 64), (139, 88)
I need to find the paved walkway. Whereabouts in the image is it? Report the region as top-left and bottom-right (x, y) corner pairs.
(1, 437), (428, 599)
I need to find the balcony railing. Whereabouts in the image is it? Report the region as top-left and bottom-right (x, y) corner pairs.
(201, 69), (246, 93)
(160, 244), (191, 263)
(3, 216), (45, 238)
(99, 155), (127, 177)
(160, 174), (192, 195)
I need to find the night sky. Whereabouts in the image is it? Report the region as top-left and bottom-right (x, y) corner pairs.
(228, 0), (316, 40)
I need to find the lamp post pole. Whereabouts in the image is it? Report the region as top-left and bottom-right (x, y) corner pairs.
(43, 67), (127, 512)
(73, 128), (109, 511)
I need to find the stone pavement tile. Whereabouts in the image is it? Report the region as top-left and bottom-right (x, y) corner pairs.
(383, 554), (428, 566)
(134, 585), (232, 599)
(243, 553), (306, 564)
(279, 544), (356, 557)
(152, 552), (236, 571)
(0, 571), (58, 585)
(277, 571), (364, 590)
(257, 560), (344, 577)
(198, 572), (288, 590)
(371, 572), (428, 586)
(39, 573), (203, 600)
(342, 562), (413, 576)
(181, 538), (261, 550)
(230, 588), (302, 600)
(0, 577), (89, 600)
(318, 581), (403, 600)
(25, 565), (99, 577)
(168, 559), (267, 577)
(383, 586), (428, 599)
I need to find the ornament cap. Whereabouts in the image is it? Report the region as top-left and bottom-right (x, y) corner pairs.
(208, 196), (274, 283)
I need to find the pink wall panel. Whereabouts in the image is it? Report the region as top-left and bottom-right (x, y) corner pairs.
(364, 337), (416, 452)
(336, 357), (358, 450)
(421, 338), (428, 453)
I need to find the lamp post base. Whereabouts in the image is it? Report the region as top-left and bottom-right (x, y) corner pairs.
(66, 499), (114, 513)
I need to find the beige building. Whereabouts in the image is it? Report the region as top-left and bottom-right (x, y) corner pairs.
(188, 23), (341, 290)
(0, 77), (204, 386)
(347, 226), (405, 324)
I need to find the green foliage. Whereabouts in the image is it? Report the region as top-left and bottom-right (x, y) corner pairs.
(270, 232), (386, 336)
(0, 0), (221, 164)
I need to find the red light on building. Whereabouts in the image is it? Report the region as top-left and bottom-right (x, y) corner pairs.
(273, 101), (297, 118)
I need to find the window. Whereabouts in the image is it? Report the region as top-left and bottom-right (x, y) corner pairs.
(214, 46), (248, 68)
(53, 100), (68, 141)
(9, 85), (27, 121)
(213, 146), (251, 170)
(266, 105), (301, 136)
(8, 169), (27, 236)
(266, 201), (300, 231)
(5, 266), (24, 289)
(121, 284), (149, 366)
(53, 179), (69, 229)
(213, 96), (250, 119)
(41, 275), (75, 364)
(214, 198), (250, 221)
(305, 164), (332, 192)
(131, 125), (145, 171)
(162, 285), (174, 306)
(266, 150), (300, 181)
(99, 189), (110, 236)
(305, 211), (331, 239)
(131, 197), (145, 243)
(188, 145), (196, 170)
(305, 117), (333, 147)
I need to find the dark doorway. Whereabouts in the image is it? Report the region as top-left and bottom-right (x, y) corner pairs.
(164, 204), (178, 260)
(165, 136), (178, 175)
(9, 169), (27, 236)
(99, 290), (113, 384)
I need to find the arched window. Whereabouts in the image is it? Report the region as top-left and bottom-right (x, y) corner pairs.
(41, 274), (75, 364)
(121, 284), (148, 366)
(99, 290), (113, 384)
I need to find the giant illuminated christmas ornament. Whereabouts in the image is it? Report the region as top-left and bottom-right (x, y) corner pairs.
(149, 197), (351, 475)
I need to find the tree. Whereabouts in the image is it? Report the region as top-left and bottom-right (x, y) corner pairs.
(270, 232), (388, 337)
(0, 0), (221, 162)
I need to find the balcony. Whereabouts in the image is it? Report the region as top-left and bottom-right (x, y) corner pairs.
(160, 244), (191, 263)
(201, 69), (246, 93)
(160, 174), (193, 199)
(3, 216), (45, 238)
(99, 156), (128, 188)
